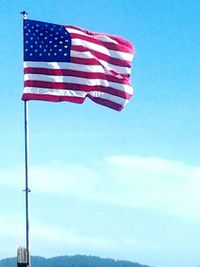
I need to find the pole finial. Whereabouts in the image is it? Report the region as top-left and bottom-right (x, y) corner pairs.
(20, 11), (28, 19)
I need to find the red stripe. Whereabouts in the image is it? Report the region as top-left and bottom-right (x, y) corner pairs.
(24, 67), (130, 84)
(66, 25), (134, 52)
(22, 93), (123, 111)
(70, 32), (133, 54)
(70, 57), (99, 65)
(24, 80), (132, 100)
(22, 93), (84, 103)
(69, 57), (130, 76)
(71, 45), (131, 67)
(88, 95), (123, 111)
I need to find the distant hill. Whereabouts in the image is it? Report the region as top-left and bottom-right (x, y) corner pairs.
(0, 255), (152, 267)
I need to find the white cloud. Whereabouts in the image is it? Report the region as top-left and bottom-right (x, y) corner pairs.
(103, 156), (200, 218)
(1, 156), (200, 219)
(30, 164), (97, 195)
(0, 214), (25, 258)
(0, 215), (24, 238)
(29, 219), (118, 257)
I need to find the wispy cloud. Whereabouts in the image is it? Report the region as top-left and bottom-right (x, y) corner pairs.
(1, 156), (200, 219)
(0, 213), (117, 259)
(29, 219), (119, 257)
(0, 214), (25, 257)
(104, 156), (200, 216)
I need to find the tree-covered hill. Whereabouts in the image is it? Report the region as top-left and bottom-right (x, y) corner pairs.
(0, 255), (152, 267)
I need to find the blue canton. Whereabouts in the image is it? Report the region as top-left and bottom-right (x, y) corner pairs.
(24, 19), (71, 62)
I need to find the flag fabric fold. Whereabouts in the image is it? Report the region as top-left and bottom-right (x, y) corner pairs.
(22, 19), (134, 111)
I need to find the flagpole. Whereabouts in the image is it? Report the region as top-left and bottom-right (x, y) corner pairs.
(21, 10), (31, 267)
(24, 100), (31, 267)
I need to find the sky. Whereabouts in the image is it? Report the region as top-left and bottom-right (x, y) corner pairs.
(0, 1), (200, 267)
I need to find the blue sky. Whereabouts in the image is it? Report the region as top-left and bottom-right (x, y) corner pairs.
(0, 1), (200, 267)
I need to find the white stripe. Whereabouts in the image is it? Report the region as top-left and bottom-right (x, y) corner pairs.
(70, 51), (131, 75)
(66, 27), (119, 45)
(24, 73), (133, 94)
(24, 59), (131, 76)
(66, 27), (91, 38)
(24, 86), (86, 97)
(72, 38), (133, 61)
(98, 58), (131, 76)
(91, 35), (119, 44)
(89, 91), (129, 106)
(24, 61), (106, 74)
(24, 87), (128, 105)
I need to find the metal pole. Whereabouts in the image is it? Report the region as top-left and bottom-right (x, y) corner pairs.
(21, 10), (31, 267)
(24, 100), (31, 267)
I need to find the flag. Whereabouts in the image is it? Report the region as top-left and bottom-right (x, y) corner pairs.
(22, 19), (134, 111)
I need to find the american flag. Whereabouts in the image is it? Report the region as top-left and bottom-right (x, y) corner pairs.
(22, 19), (134, 111)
